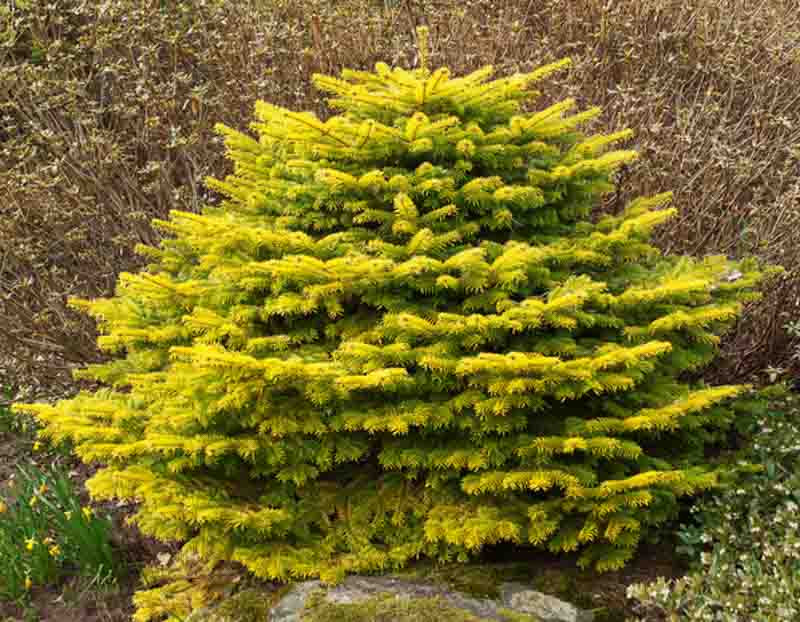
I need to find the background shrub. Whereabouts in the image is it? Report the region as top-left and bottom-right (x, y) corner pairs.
(2, 0), (800, 391)
(627, 390), (800, 621)
(0, 0), (314, 385)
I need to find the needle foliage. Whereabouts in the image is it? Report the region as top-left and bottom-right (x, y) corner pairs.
(16, 30), (769, 619)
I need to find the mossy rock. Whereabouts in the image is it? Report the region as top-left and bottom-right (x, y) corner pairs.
(188, 575), (593, 622)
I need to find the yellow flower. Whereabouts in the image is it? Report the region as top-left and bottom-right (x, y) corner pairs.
(0, 501), (7, 514)
(25, 537), (36, 551)
(82, 506), (93, 519)
(24, 576), (32, 591)
(29, 495), (38, 507)
(38, 483), (47, 495)
(32, 441), (41, 451)
(48, 545), (61, 557)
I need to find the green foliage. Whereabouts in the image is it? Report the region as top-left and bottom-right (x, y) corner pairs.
(628, 390), (800, 621)
(15, 31), (770, 620)
(0, 464), (117, 601)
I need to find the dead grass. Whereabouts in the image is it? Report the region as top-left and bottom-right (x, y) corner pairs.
(2, 0), (799, 388)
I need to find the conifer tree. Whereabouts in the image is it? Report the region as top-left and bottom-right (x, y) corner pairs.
(17, 29), (768, 611)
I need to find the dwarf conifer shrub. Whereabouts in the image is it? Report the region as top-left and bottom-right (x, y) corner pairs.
(16, 33), (768, 589)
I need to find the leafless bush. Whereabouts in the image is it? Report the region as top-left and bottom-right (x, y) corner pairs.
(0, 0), (312, 388)
(2, 0), (799, 390)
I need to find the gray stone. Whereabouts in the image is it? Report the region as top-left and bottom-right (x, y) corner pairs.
(499, 583), (594, 622)
(269, 580), (323, 622)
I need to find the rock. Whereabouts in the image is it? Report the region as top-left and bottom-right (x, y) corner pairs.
(269, 581), (324, 622)
(500, 583), (594, 622)
(191, 575), (594, 622)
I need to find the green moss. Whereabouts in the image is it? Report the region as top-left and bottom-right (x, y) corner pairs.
(205, 587), (278, 622)
(399, 564), (506, 599)
(402, 562), (576, 600)
(300, 592), (539, 622)
(528, 569), (572, 596)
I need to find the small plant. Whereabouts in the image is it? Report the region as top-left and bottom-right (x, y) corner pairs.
(673, 521), (709, 563)
(0, 464), (117, 601)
